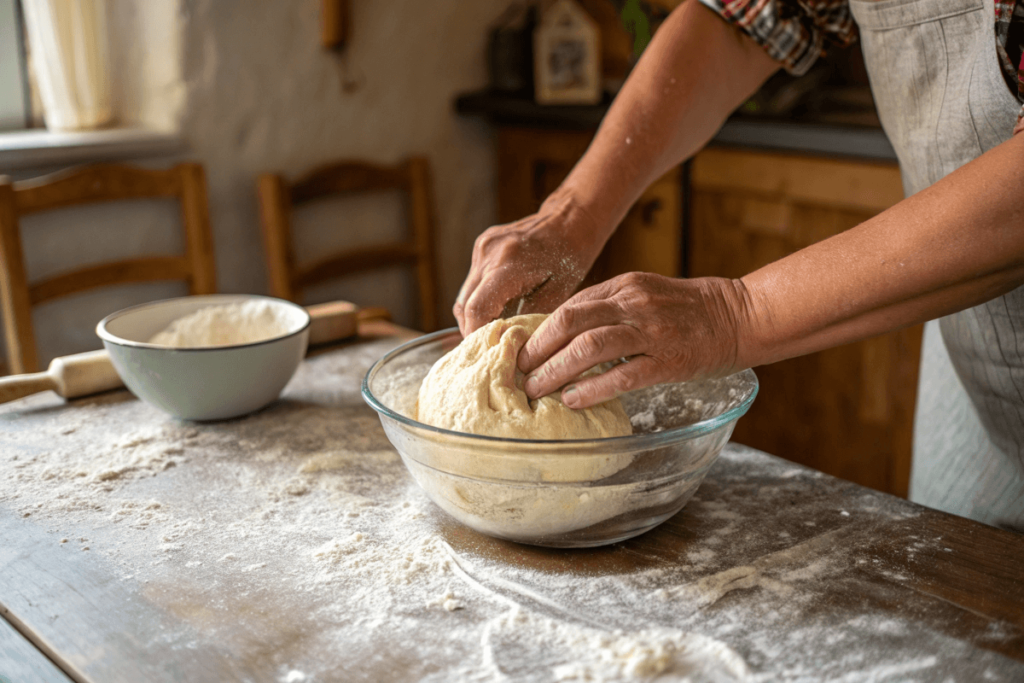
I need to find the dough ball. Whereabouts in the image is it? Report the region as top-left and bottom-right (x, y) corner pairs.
(417, 314), (633, 440)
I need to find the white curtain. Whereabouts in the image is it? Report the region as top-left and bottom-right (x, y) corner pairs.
(20, 0), (112, 131)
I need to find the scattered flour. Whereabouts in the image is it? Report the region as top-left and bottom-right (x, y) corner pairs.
(426, 587), (464, 612)
(148, 300), (296, 347)
(1, 345), (1015, 682)
(480, 607), (750, 683)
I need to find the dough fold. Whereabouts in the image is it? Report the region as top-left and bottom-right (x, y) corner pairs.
(417, 314), (633, 440)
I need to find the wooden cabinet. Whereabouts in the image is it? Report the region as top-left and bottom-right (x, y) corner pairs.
(496, 127), (682, 280)
(492, 128), (920, 497)
(690, 147), (919, 496)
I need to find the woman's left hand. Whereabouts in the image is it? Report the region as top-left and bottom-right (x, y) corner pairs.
(517, 272), (754, 409)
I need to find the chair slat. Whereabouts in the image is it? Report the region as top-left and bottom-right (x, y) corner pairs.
(29, 256), (192, 305)
(259, 157), (440, 332)
(14, 164), (182, 215)
(0, 163), (217, 373)
(290, 161), (410, 204)
(294, 243), (419, 289)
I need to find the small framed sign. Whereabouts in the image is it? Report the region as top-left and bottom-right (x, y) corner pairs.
(533, 0), (602, 105)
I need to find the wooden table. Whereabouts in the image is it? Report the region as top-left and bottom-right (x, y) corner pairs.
(2, 329), (1023, 682)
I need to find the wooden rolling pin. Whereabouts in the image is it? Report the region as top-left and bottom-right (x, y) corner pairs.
(0, 300), (368, 405)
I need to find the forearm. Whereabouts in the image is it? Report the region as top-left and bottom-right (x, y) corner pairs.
(738, 134), (1024, 368)
(554, 0), (778, 237)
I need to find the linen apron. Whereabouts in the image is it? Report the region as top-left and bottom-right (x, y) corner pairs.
(851, 0), (1024, 531)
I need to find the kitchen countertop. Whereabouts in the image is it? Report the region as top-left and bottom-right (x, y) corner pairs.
(1, 329), (1022, 682)
(454, 91), (899, 162)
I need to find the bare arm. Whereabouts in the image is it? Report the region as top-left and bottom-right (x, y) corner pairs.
(454, 1), (779, 334)
(556, 0), (780, 235)
(737, 133), (1024, 368)
(519, 134), (1024, 408)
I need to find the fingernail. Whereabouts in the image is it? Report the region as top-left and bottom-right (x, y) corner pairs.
(562, 385), (579, 407)
(524, 375), (539, 395)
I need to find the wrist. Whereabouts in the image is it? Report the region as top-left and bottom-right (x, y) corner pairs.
(552, 169), (636, 243)
(537, 186), (616, 251)
(726, 277), (774, 372)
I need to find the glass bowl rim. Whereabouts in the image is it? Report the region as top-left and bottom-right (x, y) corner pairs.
(361, 327), (759, 451)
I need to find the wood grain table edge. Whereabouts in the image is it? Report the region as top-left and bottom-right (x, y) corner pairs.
(0, 512), (263, 683)
(0, 609), (74, 683)
(760, 452), (1024, 640)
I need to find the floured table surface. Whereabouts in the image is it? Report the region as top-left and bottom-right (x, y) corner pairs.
(1, 332), (1023, 683)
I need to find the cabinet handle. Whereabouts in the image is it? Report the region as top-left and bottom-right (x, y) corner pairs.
(640, 198), (663, 225)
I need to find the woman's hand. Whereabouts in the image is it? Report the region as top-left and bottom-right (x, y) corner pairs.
(454, 192), (610, 336)
(517, 272), (754, 409)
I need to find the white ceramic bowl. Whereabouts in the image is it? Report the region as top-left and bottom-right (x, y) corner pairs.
(96, 294), (310, 421)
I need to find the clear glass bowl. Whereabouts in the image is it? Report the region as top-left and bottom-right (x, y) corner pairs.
(362, 328), (758, 548)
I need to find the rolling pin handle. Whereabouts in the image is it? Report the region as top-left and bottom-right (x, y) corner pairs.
(0, 372), (58, 404)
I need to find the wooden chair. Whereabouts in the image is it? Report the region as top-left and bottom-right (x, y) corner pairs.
(257, 156), (439, 332)
(0, 163), (216, 374)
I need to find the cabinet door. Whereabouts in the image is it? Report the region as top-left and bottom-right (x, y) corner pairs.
(496, 127), (681, 281)
(594, 168), (681, 281)
(690, 147), (919, 496)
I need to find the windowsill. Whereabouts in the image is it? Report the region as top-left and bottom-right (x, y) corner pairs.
(0, 127), (186, 171)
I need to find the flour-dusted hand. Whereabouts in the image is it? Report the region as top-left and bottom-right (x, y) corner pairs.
(454, 192), (609, 336)
(517, 273), (754, 409)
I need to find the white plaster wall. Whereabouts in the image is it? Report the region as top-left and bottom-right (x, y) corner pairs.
(18, 0), (505, 365)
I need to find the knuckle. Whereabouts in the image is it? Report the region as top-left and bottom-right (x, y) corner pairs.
(624, 285), (660, 312)
(615, 272), (641, 288)
(475, 227), (508, 254)
(632, 291), (656, 310)
(553, 304), (577, 331)
(571, 330), (605, 361)
(474, 232), (493, 252)
(465, 297), (492, 320)
(535, 362), (556, 385)
(609, 370), (640, 395)
(495, 242), (518, 262)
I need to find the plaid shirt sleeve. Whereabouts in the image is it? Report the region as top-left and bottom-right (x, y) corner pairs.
(698, 0), (859, 75)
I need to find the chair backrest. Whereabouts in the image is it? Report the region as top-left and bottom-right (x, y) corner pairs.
(0, 162), (216, 373)
(257, 156), (438, 332)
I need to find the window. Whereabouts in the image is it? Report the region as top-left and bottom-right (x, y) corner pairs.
(0, 0), (29, 131)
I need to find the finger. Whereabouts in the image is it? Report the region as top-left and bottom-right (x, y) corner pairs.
(454, 269), (483, 335)
(561, 355), (663, 409)
(518, 299), (623, 374)
(463, 266), (544, 334)
(523, 324), (646, 400)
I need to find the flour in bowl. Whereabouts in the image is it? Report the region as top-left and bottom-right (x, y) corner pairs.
(149, 301), (295, 347)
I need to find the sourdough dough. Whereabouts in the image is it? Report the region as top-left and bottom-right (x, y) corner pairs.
(416, 314), (633, 440)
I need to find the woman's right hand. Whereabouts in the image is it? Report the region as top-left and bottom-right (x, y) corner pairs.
(454, 191), (610, 336)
